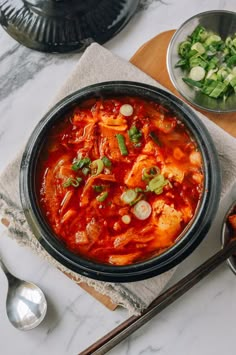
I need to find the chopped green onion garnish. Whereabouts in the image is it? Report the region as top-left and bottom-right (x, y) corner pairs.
(147, 174), (170, 195)
(116, 134), (128, 156)
(82, 167), (90, 176)
(93, 185), (104, 193)
(72, 157), (91, 171)
(135, 187), (144, 193)
(120, 104), (134, 116)
(121, 215), (131, 224)
(101, 156), (112, 168)
(189, 66), (206, 81)
(90, 159), (104, 176)
(142, 166), (160, 181)
(133, 200), (152, 220)
(121, 189), (137, 204)
(129, 194), (143, 206)
(227, 55), (236, 68)
(63, 177), (82, 188)
(96, 191), (108, 202)
(128, 126), (142, 144)
(182, 78), (203, 88)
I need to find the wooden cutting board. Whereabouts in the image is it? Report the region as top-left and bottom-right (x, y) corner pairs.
(2, 30), (235, 312)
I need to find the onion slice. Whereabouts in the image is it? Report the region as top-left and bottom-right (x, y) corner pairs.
(133, 200), (152, 220)
(120, 104), (134, 116)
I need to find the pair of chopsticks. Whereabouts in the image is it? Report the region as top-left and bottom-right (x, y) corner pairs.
(80, 238), (236, 355)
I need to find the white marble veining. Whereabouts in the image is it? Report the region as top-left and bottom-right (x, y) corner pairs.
(0, 0), (236, 354)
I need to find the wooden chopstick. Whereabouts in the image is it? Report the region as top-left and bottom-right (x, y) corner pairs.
(79, 239), (236, 355)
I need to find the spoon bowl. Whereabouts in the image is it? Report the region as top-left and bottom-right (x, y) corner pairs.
(0, 259), (47, 330)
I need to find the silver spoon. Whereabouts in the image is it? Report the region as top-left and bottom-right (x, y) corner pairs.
(0, 258), (47, 330)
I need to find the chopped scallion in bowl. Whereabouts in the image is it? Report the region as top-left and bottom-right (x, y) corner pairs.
(167, 10), (236, 112)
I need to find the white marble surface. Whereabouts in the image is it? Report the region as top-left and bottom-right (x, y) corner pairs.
(0, 1), (236, 354)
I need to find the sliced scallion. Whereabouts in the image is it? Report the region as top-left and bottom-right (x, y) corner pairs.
(121, 215), (131, 224)
(101, 156), (112, 168)
(72, 157), (91, 171)
(119, 104), (134, 116)
(147, 174), (169, 195)
(93, 185), (104, 193)
(90, 159), (104, 176)
(121, 189), (137, 204)
(133, 200), (152, 220)
(96, 191), (108, 202)
(82, 167), (90, 176)
(142, 166), (160, 181)
(116, 134), (128, 156)
(63, 177), (82, 188)
(128, 125), (142, 144)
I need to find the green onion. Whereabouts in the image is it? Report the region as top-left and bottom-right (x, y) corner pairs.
(227, 55), (236, 67)
(129, 194), (143, 206)
(175, 58), (188, 69)
(182, 78), (203, 88)
(82, 167), (90, 176)
(189, 66), (206, 81)
(209, 82), (227, 98)
(178, 41), (192, 57)
(128, 126), (142, 144)
(135, 187), (144, 193)
(147, 174), (169, 195)
(72, 157), (91, 171)
(96, 191), (108, 202)
(101, 156), (112, 168)
(142, 166), (160, 181)
(120, 104), (134, 116)
(93, 185), (104, 193)
(90, 159), (104, 176)
(191, 42), (205, 55)
(189, 56), (208, 69)
(202, 80), (219, 95)
(133, 200), (152, 220)
(205, 34), (221, 46)
(121, 189), (138, 204)
(149, 131), (162, 146)
(116, 134), (128, 156)
(121, 215), (131, 224)
(63, 177), (82, 188)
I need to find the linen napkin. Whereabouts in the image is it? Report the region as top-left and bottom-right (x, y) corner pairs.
(0, 43), (236, 316)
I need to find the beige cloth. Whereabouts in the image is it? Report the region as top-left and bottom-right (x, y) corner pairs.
(0, 43), (236, 315)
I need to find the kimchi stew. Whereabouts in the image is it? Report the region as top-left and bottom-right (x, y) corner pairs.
(37, 96), (204, 266)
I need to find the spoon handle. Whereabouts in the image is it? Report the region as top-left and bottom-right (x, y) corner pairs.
(80, 238), (236, 355)
(0, 258), (17, 284)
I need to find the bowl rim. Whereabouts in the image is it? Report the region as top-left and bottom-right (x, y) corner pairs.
(20, 81), (221, 282)
(221, 200), (236, 275)
(167, 9), (236, 113)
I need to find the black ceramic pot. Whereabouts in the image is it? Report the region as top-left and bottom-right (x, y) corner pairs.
(20, 81), (221, 282)
(0, 0), (139, 52)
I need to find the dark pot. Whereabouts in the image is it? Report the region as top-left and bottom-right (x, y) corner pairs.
(20, 81), (221, 282)
(0, 0), (139, 52)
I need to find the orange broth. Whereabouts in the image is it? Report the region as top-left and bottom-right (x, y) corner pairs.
(37, 97), (204, 265)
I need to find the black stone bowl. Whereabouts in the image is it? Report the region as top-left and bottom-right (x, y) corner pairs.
(20, 81), (221, 282)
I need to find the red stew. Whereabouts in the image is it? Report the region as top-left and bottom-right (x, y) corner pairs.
(228, 206), (236, 233)
(37, 97), (204, 265)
